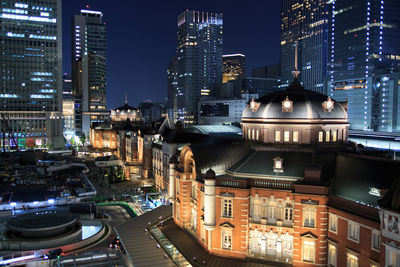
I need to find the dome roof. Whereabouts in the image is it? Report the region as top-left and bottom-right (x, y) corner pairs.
(114, 103), (137, 112)
(242, 78), (348, 121)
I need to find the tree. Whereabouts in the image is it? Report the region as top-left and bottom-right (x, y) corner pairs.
(80, 133), (87, 146)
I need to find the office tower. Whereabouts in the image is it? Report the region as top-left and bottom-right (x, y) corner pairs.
(72, 8), (107, 136)
(329, 0), (400, 131)
(62, 74), (75, 137)
(0, 0), (63, 150)
(139, 101), (165, 123)
(280, 0), (329, 94)
(252, 64), (280, 79)
(222, 54), (246, 83)
(176, 10), (223, 124)
(167, 57), (178, 120)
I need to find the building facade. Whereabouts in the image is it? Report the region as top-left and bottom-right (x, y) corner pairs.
(72, 8), (108, 136)
(62, 74), (75, 137)
(176, 10), (223, 124)
(198, 93), (258, 125)
(280, 0), (329, 94)
(222, 54), (246, 84)
(0, 0), (63, 150)
(329, 0), (400, 132)
(169, 76), (400, 266)
(138, 101), (165, 123)
(167, 57), (178, 121)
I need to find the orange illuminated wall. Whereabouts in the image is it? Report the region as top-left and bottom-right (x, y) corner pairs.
(91, 129), (117, 149)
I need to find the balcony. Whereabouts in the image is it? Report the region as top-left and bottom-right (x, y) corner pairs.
(250, 217), (293, 228)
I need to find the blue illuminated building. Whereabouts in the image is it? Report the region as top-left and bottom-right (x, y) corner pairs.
(175, 10), (223, 124)
(72, 8), (108, 137)
(0, 0), (63, 150)
(329, 0), (400, 132)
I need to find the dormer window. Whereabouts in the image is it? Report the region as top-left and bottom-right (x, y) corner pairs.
(250, 98), (260, 112)
(369, 187), (381, 196)
(322, 97), (335, 112)
(282, 96), (293, 112)
(273, 157), (284, 173)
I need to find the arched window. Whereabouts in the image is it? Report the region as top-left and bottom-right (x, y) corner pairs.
(268, 201), (277, 220)
(285, 203), (293, 221)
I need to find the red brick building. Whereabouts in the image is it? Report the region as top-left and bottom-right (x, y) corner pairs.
(168, 77), (400, 266)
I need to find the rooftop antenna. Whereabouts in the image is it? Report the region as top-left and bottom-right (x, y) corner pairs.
(292, 41), (300, 79)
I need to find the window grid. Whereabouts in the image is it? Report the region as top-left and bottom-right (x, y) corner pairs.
(222, 199), (233, 218)
(303, 240), (315, 263)
(303, 206), (316, 228)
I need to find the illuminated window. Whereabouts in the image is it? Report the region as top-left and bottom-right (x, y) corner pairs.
(222, 198), (233, 218)
(222, 229), (232, 249)
(318, 131), (323, 142)
(303, 240), (315, 263)
(332, 130), (337, 142)
(388, 249), (399, 267)
(303, 206), (316, 228)
(346, 252), (359, 267)
(328, 243), (337, 267)
(284, 130), (290, 142)
(348, 221), (360, 242)
(293, 131), (299, 142)
(326, 130), (330, 142)
(256, 130), (259, 140)
(268, 201), (277, 220)
(252, 129), (255, 140)
(275, 130), (281, 142)
(329, 213), (338, 233)
(371, 230), (380, 250)
(285, 203), (293, 221)
(273, 157), (283, 172)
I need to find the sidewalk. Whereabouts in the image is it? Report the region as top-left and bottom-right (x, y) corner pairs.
(161, 219), (287, 267)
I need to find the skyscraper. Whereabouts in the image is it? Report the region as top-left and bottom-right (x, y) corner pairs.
(0, 0), (63, 150)
(176, 10), (223, 124)
(167, 57), (178, 120)
(222, 54), (246, 83)
(62, 74), (75, 137)
(280, 0), (329, 94)
(72, 8), (107, 136)
(329, 0), (400, 131)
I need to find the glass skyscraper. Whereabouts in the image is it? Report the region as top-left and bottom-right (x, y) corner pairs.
(0, 0), (63, 150)
(330, 0), (400, 131)
(167, 57), (178, 120)
(280, 0), (329, 94)
(222, 54), (246, 84)
(176, 10), (223, 124)
(72, 9), (107, 136)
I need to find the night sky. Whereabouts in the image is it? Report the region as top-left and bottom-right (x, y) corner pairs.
(62, 1), (281, 109)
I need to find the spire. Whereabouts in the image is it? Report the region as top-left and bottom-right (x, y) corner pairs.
(125, 91), (128, 104)
(292, 41), (300, 79)
(287, 41), (304, 91)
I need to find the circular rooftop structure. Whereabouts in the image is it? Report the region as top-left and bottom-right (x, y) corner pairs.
(242, 78), (348, 121)
(6, 211), (78, 238)
(241, 78), (349, 145)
